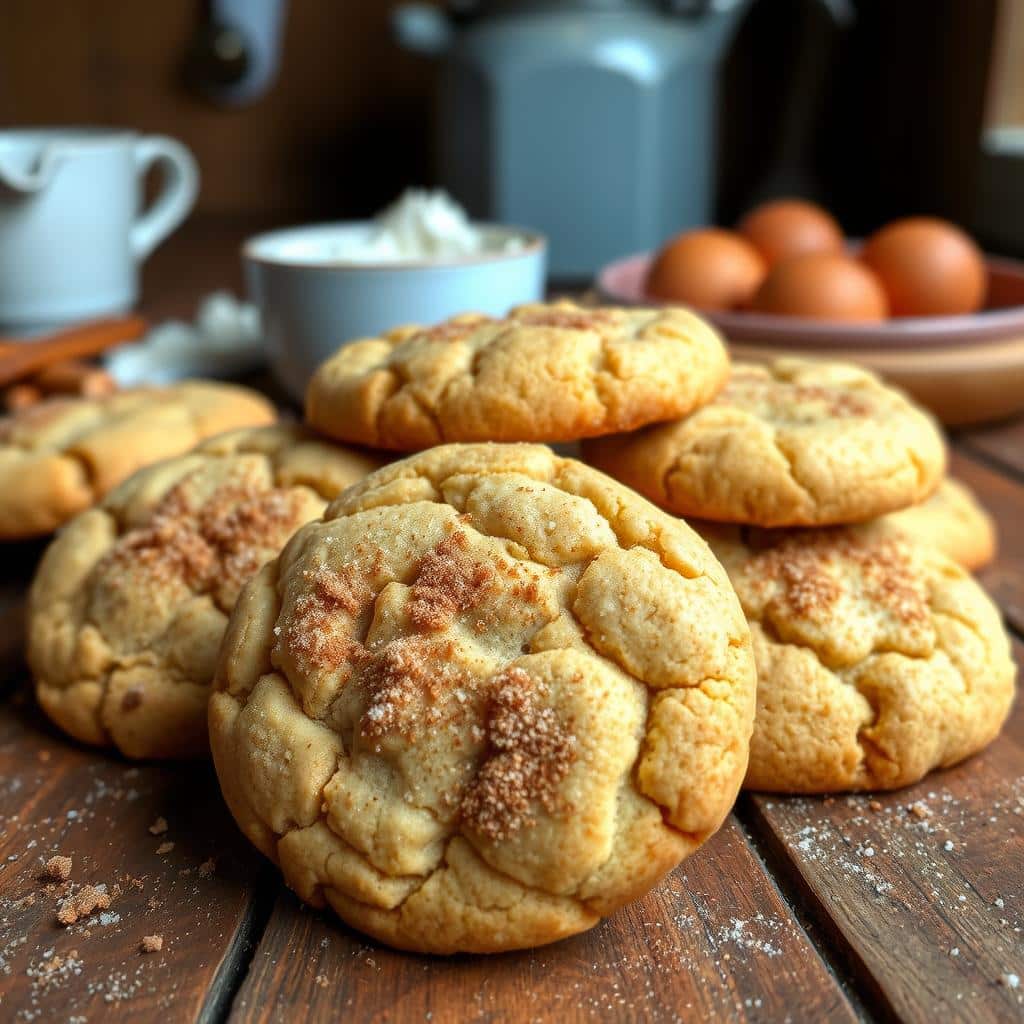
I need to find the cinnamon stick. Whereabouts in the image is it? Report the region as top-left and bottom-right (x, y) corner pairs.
(0, 315), (146, 388)
(33, 360), (116, 397)
(3, 383), (43, 412)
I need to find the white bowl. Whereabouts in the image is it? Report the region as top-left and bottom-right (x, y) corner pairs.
(243, 222), (547, 402)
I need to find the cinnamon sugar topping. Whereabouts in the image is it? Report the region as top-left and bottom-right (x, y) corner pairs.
(103, 476), (305, 604)
(728, 372), (872, 419)
(359, 636), (466, 739)
(287, 561), (375, 669)
(420, 315), (494, 343)
(460, 667), (577, 842)
(746, 531), (928, 623)
(409, 531), (496, 631)
(516, 308), (618, 333)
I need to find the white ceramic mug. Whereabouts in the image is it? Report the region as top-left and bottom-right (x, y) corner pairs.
(0, 128), (199, 331)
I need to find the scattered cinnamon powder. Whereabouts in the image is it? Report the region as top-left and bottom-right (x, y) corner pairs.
(420, 315), (494, 343)
(360, 636), (466, 740)
(288, 561), (375, 669)
(517, 308), (617, 333)
(408, 531), (495, 631)
(140, 934), (163, 954)
(726, 372), (872, 419)
(57, 884), (111, 926)
(461, 666), (577, 842)
(149, 817), (168, 836)
(745, 531), (928, 624)
(101, 476), (304, 604)
(41, 855), (72, 882)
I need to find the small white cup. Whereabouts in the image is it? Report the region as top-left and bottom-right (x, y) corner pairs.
(0, 128), (199, 332)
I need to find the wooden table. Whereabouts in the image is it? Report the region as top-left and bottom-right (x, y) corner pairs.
(0, 222), (1022, 1022)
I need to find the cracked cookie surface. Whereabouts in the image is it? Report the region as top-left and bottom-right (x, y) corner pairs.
(583, 359), (946, 527)
(305, 301), (729, 450)
(0, 381), (276, 539)
(701, 523), (1015, 792)
(28, 425), (386, 759)
(880, 477), (996, 571)
(208, 443), (756, 953)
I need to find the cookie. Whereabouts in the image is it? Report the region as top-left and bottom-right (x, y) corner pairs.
(0, 381), (275, 539)
(584, 359), (947, 527)
(209, 443), (755, 953)
(305, 301), (729, 450)
(702, 523), (1015, 792)
(880, 477), (996, 571)
(28, 425), (386, 759)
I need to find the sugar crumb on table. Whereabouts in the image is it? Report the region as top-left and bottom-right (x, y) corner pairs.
(40, 854), (72, 882)
(57, 884), (112, 926)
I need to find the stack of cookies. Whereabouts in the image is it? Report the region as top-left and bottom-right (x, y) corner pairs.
(18, 301), (1015, 957)
(583, 359), (1013, 792)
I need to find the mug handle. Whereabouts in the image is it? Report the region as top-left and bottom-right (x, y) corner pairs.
(131, 136), (199, 261)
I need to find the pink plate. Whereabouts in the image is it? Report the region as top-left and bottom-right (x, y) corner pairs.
(597, 251), (1024, 351)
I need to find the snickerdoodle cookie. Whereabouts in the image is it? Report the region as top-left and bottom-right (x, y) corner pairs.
(881, 477), (996, 571)
(28, 425), (385, 759)
(0, 381), (275, 539)
(209, 443), (756, 953)
(305, 301), (729, 450)
(584, 359), (946, 527)
(702, 523), (1015, 792)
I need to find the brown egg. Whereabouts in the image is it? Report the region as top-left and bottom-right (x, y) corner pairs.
(751, 252), (889, 322)
(645, 228), (766, 310)
(861, 217), (986, 317)
(738, 198), (845, 267)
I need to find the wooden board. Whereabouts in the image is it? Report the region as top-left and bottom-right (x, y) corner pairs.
(0, 265), (1021, 1021)
(229, 820), (857, 1024)
(0, 691), (265, 1023)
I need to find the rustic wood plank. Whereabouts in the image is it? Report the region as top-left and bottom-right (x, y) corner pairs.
(0, 685), (265, 1022)
(948, 450), (1024, 635)
(744, 622), (1024, 1024)
(956, 418), (1024, 479)
(227, 818), (858, 1024)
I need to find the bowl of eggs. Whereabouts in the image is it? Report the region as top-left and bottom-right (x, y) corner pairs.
(598, 199), (1024, 425)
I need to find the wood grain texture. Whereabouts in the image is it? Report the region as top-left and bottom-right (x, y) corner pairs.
(958, 419), (1024, 479)
(227, 819), (857, 1024)
(949, 450), (1024, 634)
(746, 671), (1024, 1024)
(0, 688), (264, 1022)
(743, 450), (1024, 1024)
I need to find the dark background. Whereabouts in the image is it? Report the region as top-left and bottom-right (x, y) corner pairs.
(0, 0), (1006, 243)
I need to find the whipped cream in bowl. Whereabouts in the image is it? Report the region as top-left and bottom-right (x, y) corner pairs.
(243, 191), (546, 400)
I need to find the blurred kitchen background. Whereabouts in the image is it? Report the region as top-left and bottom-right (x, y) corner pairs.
(1, 0), (1021, 278)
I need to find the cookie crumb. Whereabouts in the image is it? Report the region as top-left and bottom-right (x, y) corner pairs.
(41, 855), (72, 882)
(57, 884), (111, 926)
(156, 842), (174, 855)
(140, 935), (163, 954)
(909, 801), (931, 819)
(869, 800), (883, 812)
(198, 858), (216, 878)
(149, 817), (168, 836)
(37, 749), (52, 762)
